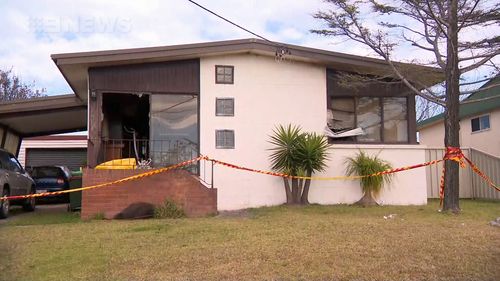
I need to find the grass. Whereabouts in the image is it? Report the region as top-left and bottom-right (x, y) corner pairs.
(0, 200), (499, 281)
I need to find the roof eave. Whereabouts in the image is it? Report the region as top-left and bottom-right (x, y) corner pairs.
(52, 38), (444, 100)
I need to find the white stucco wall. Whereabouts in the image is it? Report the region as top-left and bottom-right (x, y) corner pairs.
(419, 108), (500, 156)
(200, 54), (427, 210)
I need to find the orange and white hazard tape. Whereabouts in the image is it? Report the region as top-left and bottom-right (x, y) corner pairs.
(0, 156), (204, 201)
(439, 147), (499, 206)
(204, 156), (445, 181)
(1, 149), (497, 202)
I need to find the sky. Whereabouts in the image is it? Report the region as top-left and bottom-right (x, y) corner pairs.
(0, 0), (337, 95)
(0, 0), (497, 96)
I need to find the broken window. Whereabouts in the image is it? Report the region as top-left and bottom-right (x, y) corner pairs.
(328, 97), (408, 143)
(150, 94), (198, 167)
(383, 97), (408, 142)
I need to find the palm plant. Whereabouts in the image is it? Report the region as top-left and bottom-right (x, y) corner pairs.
(269, 125), (330, 204)
(345, 151), (393, 206)
(296, 132), (330, 204)
(269, 125), (303, 204)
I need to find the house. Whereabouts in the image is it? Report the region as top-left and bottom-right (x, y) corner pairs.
(418, 76), (500, 157)
(45, 38), (441, 218)
(18, 135), (87, 171)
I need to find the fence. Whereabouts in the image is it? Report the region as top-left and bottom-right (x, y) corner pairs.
(425, 147), (500, 200)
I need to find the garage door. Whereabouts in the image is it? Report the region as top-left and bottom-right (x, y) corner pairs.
(26, 148), (87, 171)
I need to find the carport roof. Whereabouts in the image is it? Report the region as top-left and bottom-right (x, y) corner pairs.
(0, 94), (87, 137)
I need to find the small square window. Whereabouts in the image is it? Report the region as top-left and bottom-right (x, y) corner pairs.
(471, 115), (490, 132)
(216, 130), (235, 149)
(216, 98), (234, 116)
(215, 65), (234, 84)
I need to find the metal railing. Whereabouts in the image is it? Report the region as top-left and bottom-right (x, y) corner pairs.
(95, 138), (199, 173)
(425, 147), (499, 200)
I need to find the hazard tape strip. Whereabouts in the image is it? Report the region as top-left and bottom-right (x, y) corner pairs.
(0, 156), (203, 201)
(1, 149), (497, 202)
(439, 147), (499, 206)
(205, 157), (445, 180)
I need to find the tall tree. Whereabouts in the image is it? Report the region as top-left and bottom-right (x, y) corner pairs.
(0, 68), (45, 102)
(312, 0), (499, 213)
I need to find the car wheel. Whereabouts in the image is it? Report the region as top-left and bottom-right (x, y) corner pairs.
(22, 187), (36, 212)
(0, 189), (9, 219)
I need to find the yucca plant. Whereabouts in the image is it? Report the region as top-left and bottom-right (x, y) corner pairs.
(295, 132), (330, 204)
(269, 125), (330, 204)
(345, 151), (393, 206)
(269, 125), (303, 204)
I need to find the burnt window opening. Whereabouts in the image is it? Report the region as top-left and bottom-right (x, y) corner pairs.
(101, 93), (150, 162)
(326, 69), (413, 144)
(328, 97), (408, 143)
(100, 92), (199, 169)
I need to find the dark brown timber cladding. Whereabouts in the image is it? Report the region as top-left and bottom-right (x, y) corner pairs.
(81, 169), (217, 219)
(89, 59), (200, 94)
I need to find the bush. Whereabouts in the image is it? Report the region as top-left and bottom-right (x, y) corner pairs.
(154, 200), (185, 219)
(345, 150), (393, 206)
(91, 212), (105, 220)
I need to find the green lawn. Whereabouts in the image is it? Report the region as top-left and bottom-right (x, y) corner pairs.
(1, 200), (499, 281)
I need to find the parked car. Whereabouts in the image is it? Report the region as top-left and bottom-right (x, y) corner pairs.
(29, 166), (72, 203)
(0, 149), (36, 219)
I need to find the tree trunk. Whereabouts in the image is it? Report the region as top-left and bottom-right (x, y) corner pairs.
(300, 171), (312, 205)
(291, 178), (299, 204)
(296, 179), (303, 204)
(355, 191), (379, 207)
(443, 0), (460, 213)
(283, 178), (293, 204)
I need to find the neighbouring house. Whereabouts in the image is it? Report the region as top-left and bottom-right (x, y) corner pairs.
(46, 38), (441, 218)
(418, 76), (500, 157)
(18, 135), (87, 171)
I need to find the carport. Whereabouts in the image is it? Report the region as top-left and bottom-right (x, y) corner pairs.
(0, 94), (87, 156)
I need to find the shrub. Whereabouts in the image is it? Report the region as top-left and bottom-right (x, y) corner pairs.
(91, 212), (105, 220)
(154, 200), (185, 219)
(345, 150), (393, 206)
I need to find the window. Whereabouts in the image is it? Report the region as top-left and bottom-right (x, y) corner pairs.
(8, 155), (23, 173)
(328, 97), (408, 143)
(0, 151), (10, 170)
(471, 115), (490, 132)
(216, 130), (235, 149)
(150, 94), (198, 167)
(216, 98), (234, 116)
(215, 65), (234, 84)
(383, 97), (408, 142)
(357, 97), (382, 142)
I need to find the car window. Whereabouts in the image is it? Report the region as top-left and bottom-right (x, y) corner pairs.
(9, 155), (23, 173)
(31, 167), (64, 178)
(59, 166), (72, 178)
(0, 151), (10, 170)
